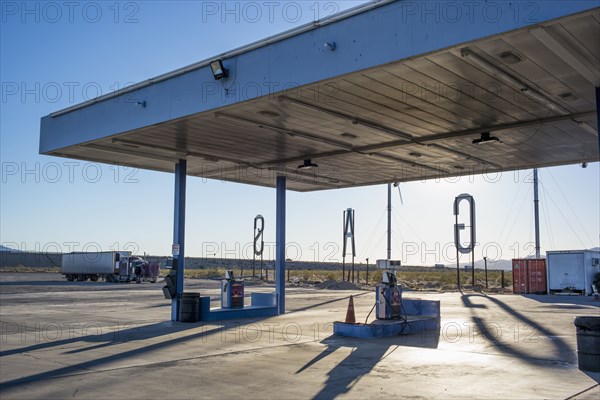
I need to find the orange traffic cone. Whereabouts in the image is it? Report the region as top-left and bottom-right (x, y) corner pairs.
(345, 295), (356, 324)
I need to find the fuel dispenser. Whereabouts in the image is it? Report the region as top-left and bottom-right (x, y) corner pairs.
(162, 257), (178, 299)
(375, 260), (404, 320)
(221, 270), (244, 309)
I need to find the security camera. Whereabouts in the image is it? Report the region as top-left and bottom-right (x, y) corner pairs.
(582, 162), (588, 168)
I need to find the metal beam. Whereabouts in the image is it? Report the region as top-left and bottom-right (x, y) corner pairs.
(254, 110), (597, 169)
(215, 113), (355, 149)
(111, 138), (250, 166)
(427, 143), (502, 169)
(172, 159), (187, 321)
(280, 95), (415, 141)
(275, 176), (286, 314)
(412, 111), (597, 144)
(82, 143), (179, 163)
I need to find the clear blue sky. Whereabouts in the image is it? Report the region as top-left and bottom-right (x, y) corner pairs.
(1, 1), (599, 266)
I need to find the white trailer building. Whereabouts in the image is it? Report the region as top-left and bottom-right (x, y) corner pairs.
(546, 250), (600, 295)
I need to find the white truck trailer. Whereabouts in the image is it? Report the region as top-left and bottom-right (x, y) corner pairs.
(546, 250), (600, 295)
(61, 252), (159, 283)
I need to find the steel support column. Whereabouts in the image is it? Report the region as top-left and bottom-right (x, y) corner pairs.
(275, 176), (286, 314)
(172, 159), (187, 321)
(596, 87), (600, 155)
(387, 183), (392, 260)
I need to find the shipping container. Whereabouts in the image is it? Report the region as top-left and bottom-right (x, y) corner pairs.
(512, 259), (547, 294)
(547, 250), (600, 295)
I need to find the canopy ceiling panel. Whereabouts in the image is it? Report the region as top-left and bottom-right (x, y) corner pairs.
(41, 2), (599, 192)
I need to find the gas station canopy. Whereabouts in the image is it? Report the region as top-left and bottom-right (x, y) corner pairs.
(40, 1), (600, 192)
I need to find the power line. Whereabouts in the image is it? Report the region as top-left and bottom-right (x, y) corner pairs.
(539, 182), (587, 248)
(497, 177), (526, 246)
(545, 169), (594, 245)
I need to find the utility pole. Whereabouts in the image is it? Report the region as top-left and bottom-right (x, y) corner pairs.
(484, 256), (488, 289)
(533, 168), (541, 259)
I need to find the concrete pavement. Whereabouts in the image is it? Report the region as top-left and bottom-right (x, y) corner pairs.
(1, 273), (598, 399)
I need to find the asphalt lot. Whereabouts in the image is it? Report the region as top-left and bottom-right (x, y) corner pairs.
(1, 273), (599, 399)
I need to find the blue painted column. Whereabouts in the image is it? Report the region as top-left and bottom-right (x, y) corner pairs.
(275, 176), (286, 314)
(596, 87), (599, 156)
(172, 159), (187, 321)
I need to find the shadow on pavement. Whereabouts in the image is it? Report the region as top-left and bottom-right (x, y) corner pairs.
(0, 317), (271, 392)
(461, 292), (574, 365)
(297, 327), (440, 399)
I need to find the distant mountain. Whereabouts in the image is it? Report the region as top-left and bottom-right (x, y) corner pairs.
(0, 245), (21, 253)
(457, 259), (512, 271)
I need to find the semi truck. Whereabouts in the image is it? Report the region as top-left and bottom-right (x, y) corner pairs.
(61, 251), (159, 283)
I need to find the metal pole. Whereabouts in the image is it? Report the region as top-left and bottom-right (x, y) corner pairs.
(533, 168), (541, 259)
(501, 270), (505, 288)
(172, 159), (186, 321)
(596, 87), (600, 156)
(351, 209), (355, 283)
(472, 249), (475, 287)
(455, 213), (460, 289)
(342, 210), (346, 281)
(275, 176), (286, 314)
(471, 195), (475, 288)
(484, 256), (488, 289)
(387, 183), (392, 260)
(366, 258), (369, 286)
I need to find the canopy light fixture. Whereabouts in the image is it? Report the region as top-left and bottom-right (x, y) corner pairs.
(472, 132), (500, 145)
(559, 92), (578, 102)
(298, 159), (318, 170)
(257, 110), (280, 118)
(498, 51), (522, 64)
(210, 60), (229, 80)
(460, 48), (569, 115)
(576, 121), (598, 136)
